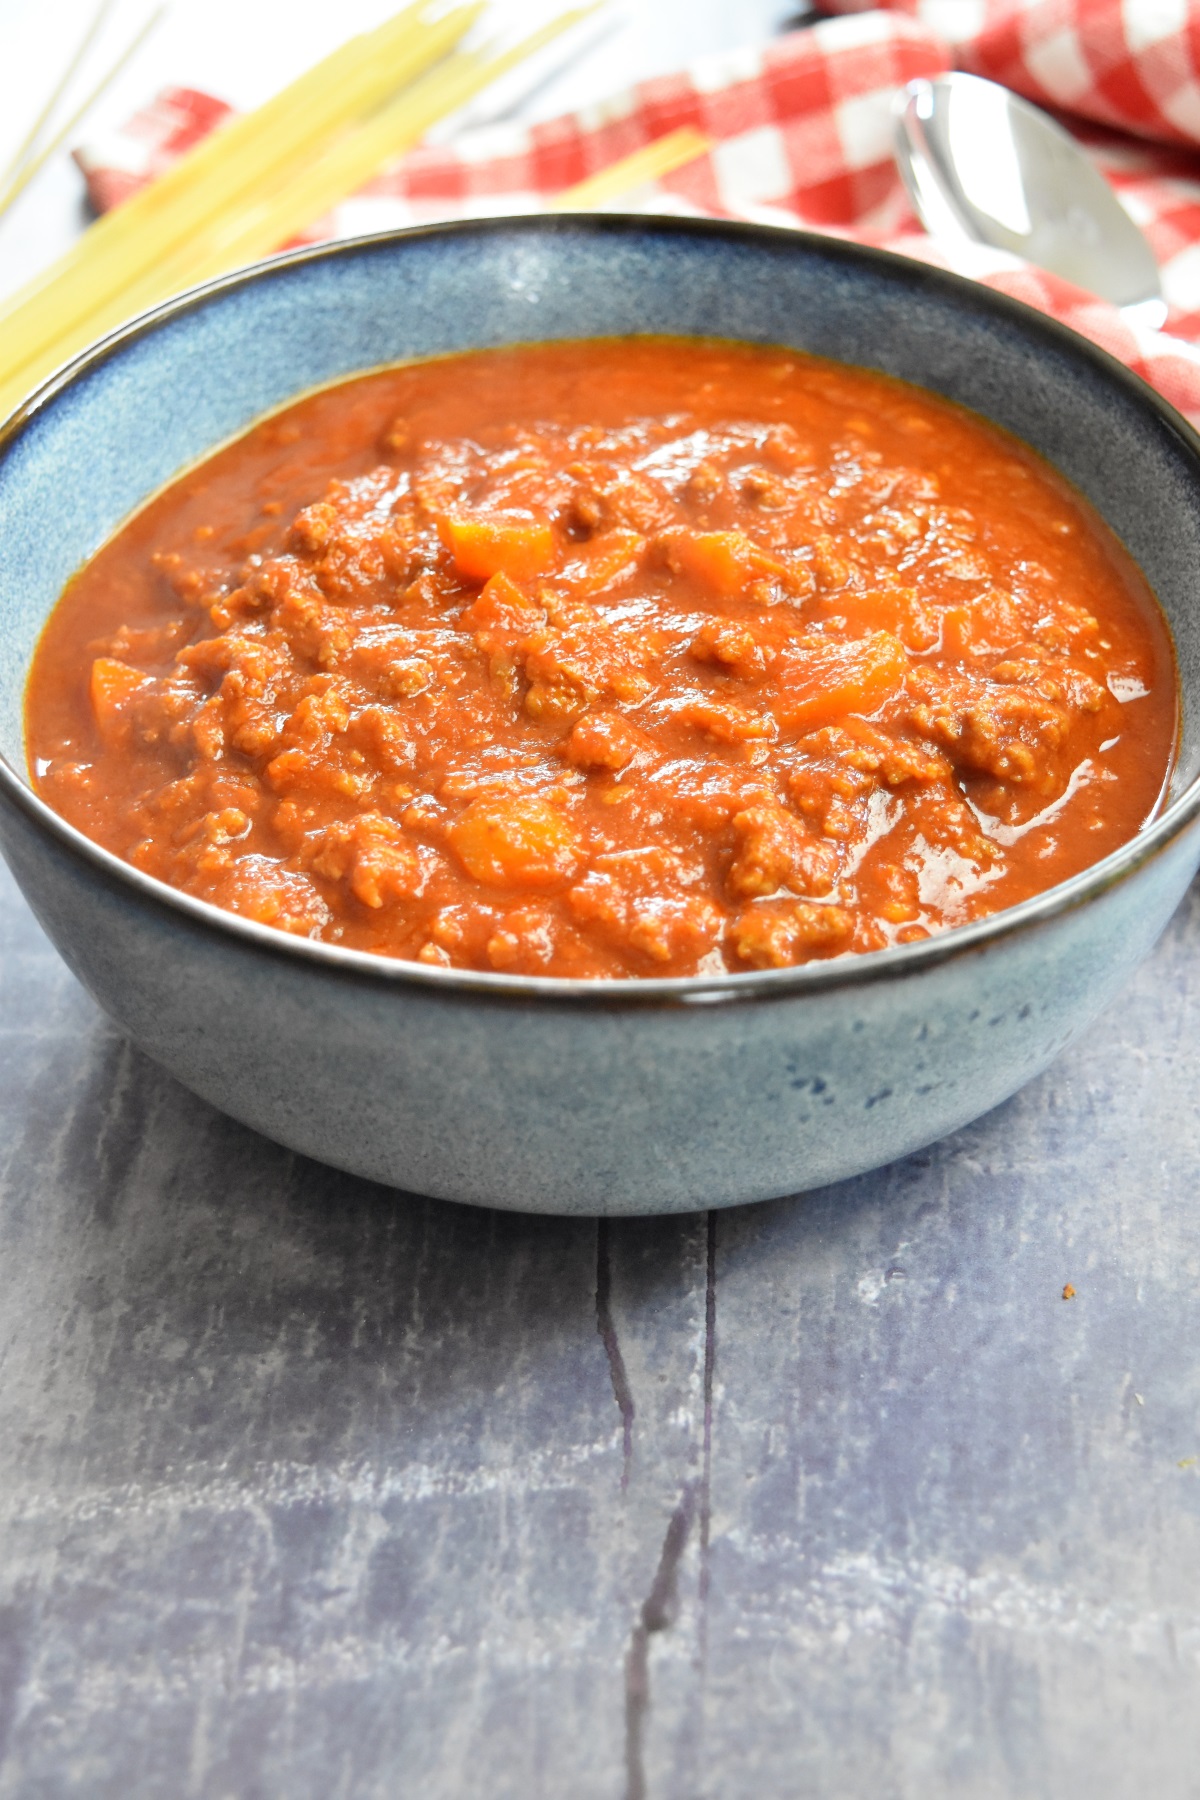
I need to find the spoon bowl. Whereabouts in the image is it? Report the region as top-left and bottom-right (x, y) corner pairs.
(895, 71), (1167, 330)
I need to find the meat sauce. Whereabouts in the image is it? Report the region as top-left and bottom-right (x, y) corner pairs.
(26, 338), (1176, 979)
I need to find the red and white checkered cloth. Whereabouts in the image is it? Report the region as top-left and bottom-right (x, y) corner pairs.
(74, 3), (1200, 426)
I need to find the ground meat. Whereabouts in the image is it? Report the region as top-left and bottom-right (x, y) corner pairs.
(909, 666), (1074, 785)
(730, 900), (853, 968)
(726, 804), (839, 899)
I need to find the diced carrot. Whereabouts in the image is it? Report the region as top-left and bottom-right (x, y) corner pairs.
(461, 571), (542, 636)
(449, 795), (580, 889)
(819, 587), (939, 653)
(772, 633), (909, 736)
(940, 607), (974, 657)
(941, 590), (1024, 656)
(668, 530), (799, 596)
(563, 528), (644, 595)
(89, 657), (149, 745)
(438, 511), (556, 584)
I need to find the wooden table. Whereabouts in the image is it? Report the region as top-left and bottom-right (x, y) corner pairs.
(4, 852), (1200, 1796)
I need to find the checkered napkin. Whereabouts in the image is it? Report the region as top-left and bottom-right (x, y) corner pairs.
(74, 4), (1200, 426)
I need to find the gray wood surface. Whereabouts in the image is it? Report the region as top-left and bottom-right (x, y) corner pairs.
(2, 848), (1199, 1798)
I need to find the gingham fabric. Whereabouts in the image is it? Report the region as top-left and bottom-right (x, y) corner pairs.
(73, 7), (1200, 426)
(823, 0), (1200, 147)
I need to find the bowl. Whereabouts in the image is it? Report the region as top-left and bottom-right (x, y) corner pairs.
(3, 216), (1200, 1217)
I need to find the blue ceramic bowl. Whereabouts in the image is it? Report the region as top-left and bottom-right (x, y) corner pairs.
(2, 217), (1200, 1215)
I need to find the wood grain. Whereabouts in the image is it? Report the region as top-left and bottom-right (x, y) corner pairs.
(1, 851), (1199, 1795)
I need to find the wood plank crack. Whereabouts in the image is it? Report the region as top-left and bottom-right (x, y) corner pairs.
(596, 1217), (636, 1491)
(623, 1484), (696, 1800)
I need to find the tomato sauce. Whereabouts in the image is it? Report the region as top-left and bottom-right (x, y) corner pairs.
(25, 337), (1177, 978)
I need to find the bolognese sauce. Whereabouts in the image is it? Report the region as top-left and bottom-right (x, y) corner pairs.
(25, 337), (1176, 978)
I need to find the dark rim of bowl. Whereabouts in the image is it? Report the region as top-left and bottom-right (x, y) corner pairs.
(2, 212), (1200, 1010)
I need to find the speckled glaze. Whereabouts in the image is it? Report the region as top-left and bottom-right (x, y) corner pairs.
(2, 217), (1200, 1215)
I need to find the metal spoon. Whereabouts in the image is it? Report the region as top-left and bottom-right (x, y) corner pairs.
(894, 71), (1167, 331)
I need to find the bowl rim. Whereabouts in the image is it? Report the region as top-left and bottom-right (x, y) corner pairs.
(3, 210), (1200, 1011)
